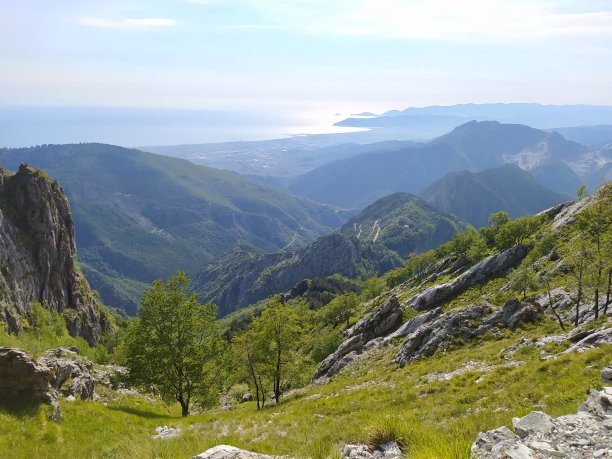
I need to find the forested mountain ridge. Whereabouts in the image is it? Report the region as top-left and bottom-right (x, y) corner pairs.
(419, 164), (568, 227)
(0, 144), (345, 314)
(339, 192), (466, 257)
(195, 192), (466, 315)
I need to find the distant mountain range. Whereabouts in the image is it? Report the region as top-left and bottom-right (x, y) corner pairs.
(335, 103), (612, 131)
(0, 144), (345, 314)
(288, 121), (608, 208)
(420, 164), (568, 228)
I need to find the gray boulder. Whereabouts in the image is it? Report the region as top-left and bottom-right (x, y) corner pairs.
(191, 445), (275, 459)
(602, 367), (612, 384)
(406, 244), (529, 311)
(39, 347), (96, 400)
(0, 347), (61, 421)
(472, 385), (612, 458)
(342, 441), (401, 459)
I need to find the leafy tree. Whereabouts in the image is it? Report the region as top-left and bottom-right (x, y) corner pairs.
(322, 293), (358, 328)
(232, 330), (269, 409)
(234, 295), (302, 407)
(124, 271), (224, 416)
(575, 182), (612, 319)
(253, 296), (301, 404)
(538, 260), (566, 331)
(561, 239), (594, 326)
(450, 227), (488, 263)
(576, 184), (588, 200)
(489, 211), (510, 227)
(362, 277), (386, 301)
(494, 215), (542, 250)
(508, 263), (539, 300)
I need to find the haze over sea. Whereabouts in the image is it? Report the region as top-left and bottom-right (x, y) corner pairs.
(0, 105), (369, 148)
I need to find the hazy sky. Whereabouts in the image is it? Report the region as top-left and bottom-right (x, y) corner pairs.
(2, 0), (612, 118)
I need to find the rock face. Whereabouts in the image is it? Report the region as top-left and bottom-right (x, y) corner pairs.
(314, 296), (403, 379)
(406, 244), (529, 311)
(39, 347), (96, 400)
(471, 380), (612, 458)
(395, 299), (542, 367)
(0, 165), (111, 344)
(0, 347), (61, 421)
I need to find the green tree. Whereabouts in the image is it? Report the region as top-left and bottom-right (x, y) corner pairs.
(539, 260), (566, 331)
(494, 215), (542, 250)
(256, 296), (300, 404)
(450, 227), (488, 263)
(575, 182), (612, 319)
(232, 330), (269, 409)
(508, 263), (539, 300)
(561, 239), (593, 327)
(362, 277), (386, 301)
(124, 270), (224, 416)
(489, 211), (510, 227)
(322, 293), (358, 328)
(576, 184), (588, 200)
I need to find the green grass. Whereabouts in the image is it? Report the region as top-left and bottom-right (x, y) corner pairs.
(1, 318), (608, 458)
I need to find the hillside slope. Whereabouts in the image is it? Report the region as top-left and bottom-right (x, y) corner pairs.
(339, 192), (466, 256)
(0, 144), (344, 314)
(1, 183), (609, 459)
(0, 164), (111, 344)
(288, 121), (587, 208)
(419, 164), (568, 227)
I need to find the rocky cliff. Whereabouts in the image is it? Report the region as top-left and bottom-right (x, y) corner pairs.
(0, 164), (111, 344)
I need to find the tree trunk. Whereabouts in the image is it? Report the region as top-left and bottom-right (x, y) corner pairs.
(574, 287), (582, 327)
(274, 341), (282, 404)
(594, 287), (599, 320)
(548, 285), (565, 332)
(179, 399), (189, 417)
(605, 269), (611, 316)
(258, 375), (266, 408)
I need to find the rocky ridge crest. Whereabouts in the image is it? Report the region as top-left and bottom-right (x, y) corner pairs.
(0, 164), (111, 344)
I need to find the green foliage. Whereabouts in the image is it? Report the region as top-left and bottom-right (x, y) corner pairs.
(576, 184), (588, 200)
(508, 264), (539, 300)
(0, 302), (112, 363)
(361, 277), (386, 301)
(309, 328), (344, 363)
(232, 295), (304, 408)
(493, 215), (543, 250)
(123, 270), (225, 416)
(448, 226), (488, 263)
(320, 293), (358, 328)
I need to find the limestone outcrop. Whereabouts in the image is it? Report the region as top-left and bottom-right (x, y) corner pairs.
(39, 347), (96, 400)
(0, 347), (61, 421)
(314, 295), (403, 379)
(405, 244), (529, 311)
(0, 164), (111, 344)
(395, 298), (542, 367)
